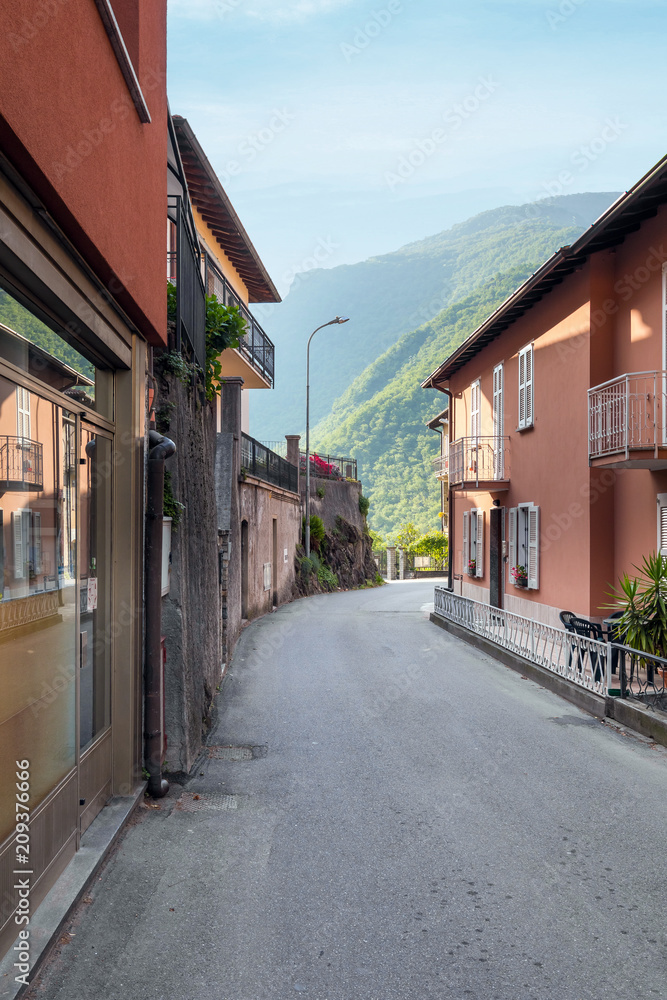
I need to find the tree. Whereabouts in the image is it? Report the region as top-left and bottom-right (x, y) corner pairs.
(394, 522), (420, 551)
(412, 529), (448, 570)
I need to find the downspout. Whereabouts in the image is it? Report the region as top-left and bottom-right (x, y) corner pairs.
(440, 388), (454, 593)
(145, 428), (176, 797)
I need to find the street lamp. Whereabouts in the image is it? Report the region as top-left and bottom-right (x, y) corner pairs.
(305, 316), (350, 557)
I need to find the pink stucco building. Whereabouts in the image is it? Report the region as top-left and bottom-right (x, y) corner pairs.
(423, 156), (667, 627)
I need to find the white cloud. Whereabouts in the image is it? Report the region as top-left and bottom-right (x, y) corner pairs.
(167, 0), (352, 24)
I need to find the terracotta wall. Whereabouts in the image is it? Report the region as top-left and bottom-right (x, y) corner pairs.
(0, 0), (167, 345)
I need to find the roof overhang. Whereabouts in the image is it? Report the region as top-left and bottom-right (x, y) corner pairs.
(422, 154), (667, 390)
(172, 116), (280, 305)
(426, 405), (449, 431)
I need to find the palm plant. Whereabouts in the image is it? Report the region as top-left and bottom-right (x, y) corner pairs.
(605, 552), (667, 657)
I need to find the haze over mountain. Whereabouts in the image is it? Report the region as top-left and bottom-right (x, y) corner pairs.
(251, 191), (621, 537)
(250, 192), (620, 446)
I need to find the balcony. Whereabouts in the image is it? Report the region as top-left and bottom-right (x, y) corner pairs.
(168, 195), (207, 372)
(241, 434), (298, 493)
(432, 453), (449, 480)
(203, 255), (275, 389)
(0, 437), (43, 491)
(588, 372), (667, 469)
(449, 436), (510, 491)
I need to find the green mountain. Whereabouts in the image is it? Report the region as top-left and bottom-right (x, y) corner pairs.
(250, 192), (619, 441)
(0, 288), (94, 379)
(300, 192), (622, 537)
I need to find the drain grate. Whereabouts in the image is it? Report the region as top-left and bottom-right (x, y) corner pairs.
(175, 792), (239, 812)
(207, 744), (267, 761)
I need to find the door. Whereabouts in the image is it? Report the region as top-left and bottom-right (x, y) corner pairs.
(78, 423), (113, 835)
(489, 506), (504, 609)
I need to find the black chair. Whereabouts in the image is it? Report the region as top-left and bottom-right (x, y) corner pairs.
(603, 609), (626, 678)
(559, 611), (605, 682)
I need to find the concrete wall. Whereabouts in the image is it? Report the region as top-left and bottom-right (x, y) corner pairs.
(240, 480), (301, 618)
(304, 477), (366, 534)
(157, 370), (221, 773)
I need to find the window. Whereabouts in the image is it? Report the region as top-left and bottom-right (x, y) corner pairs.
(508, 504), (540, 589)
(658, 494), (667, 555)
(470, 380), (481, 439)
(463, 508), (484, 578)
(518, 345), (534, 430)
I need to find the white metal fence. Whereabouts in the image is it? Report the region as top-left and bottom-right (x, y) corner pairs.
(433, 588), (609, 697)
(449, 436), (509, 486)
(588, 371), (666, 459)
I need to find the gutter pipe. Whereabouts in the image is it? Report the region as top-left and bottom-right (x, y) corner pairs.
(439, 389), (454, 592)
(145, 429), (176, 797)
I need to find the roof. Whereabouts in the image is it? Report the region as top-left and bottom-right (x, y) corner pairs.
(426, 406), (449, 431)
(172, 116), (280, 305)
(422, 154), (667, 390)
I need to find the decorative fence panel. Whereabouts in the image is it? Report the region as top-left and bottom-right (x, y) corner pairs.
(241, 434), (298, 493)
(433, 588), (609, 697)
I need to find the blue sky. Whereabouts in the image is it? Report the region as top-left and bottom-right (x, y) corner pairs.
(167, 0), (667, 296)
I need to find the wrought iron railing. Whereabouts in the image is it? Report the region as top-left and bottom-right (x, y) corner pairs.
(167, 195), (207, 372)
(449, 436), (509, 487)
(433, 589), (609, 696)
(612, 642), (667, 710)
(588, 371), (667, 459)
(0, 436), (43, 490)
(241, 434), (298, 493)
(259, 440), (287, 457)
(203, 255), (275, 386)
(300, 451), (357, 481)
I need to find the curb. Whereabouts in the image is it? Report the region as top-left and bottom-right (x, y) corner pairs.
(430, 613), (667, 747)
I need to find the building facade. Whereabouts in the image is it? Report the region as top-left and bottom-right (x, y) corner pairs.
(423, 157), (667, 628)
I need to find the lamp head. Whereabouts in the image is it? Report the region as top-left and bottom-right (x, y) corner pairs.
(334, 316), (349, 324)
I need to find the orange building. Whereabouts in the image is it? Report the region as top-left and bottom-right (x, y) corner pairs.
(424, 156), (667, 628)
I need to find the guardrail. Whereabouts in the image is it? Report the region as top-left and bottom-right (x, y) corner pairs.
(241, 434), (298, 493)
(300, 451), (357, 481)
(613, 642), (667, 710)
(433, 588), (609, 696)
(588, 371), (666, 459)
(449, 436), (509, 486)
(0, 436), (43, 490)
(203, 255), (275, 386)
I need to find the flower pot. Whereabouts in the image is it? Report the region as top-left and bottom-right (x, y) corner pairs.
(515, 578), (528, 588)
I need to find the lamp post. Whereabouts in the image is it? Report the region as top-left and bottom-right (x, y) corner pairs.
(305, 316), (349, 557)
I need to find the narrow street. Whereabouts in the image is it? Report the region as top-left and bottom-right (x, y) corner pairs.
(26, 581), (667, 1000)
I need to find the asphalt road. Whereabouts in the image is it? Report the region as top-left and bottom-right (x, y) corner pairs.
(25, 580), (667, 999)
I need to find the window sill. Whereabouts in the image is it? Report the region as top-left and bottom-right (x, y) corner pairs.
(515, 423), (534, 433)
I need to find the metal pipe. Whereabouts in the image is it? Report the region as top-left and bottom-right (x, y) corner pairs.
(439, 388), (454, 592)
(145, 428), (176, 798)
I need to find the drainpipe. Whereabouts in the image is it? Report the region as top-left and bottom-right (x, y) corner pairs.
(440, 388), (454, 592)
(145, 429), (176, 797)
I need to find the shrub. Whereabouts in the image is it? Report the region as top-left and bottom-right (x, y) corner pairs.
(359, 494), (370, 517)
(302, 514), (325, 549)
(317, 564), (338, 589)
(316, 484), (325, 499)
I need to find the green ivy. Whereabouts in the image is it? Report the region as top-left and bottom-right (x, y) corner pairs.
(205, 294), (246, 401)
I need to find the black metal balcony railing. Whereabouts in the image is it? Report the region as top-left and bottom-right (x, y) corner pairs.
(299, 451), (358, 481)
(167, 195), (206, 372)
(203, 255), (275, 386)
(241, 434), (298, 493)
(0, 436), (43, 490)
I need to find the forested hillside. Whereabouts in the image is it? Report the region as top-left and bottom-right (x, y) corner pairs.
(250, 192), (618, 440)
(0, 289), (94, 379)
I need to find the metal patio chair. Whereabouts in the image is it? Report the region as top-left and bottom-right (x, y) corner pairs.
(559, 611), (605, 682)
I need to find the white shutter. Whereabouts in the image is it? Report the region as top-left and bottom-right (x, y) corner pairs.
(518, 351), (526, 429)
(32, 511), (42, 574)
(470, 380), (480, 439)
(493, 364), (504, 476)
(462, 511), (469, 571)
(508, 507), (517, 582)
(528, 504), (540, 590)
(13, 511), (24, 579)
(524, 346), (533, 428)
(657, 494), (667, 555)
(16, 387), (31, 440)
(476, 508), (484, 578)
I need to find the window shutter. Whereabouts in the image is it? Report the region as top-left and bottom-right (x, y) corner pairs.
(13, 511), (24, 579)
(16, 386), (31, 440)
(518, 351), (526, 429)
(462, 511), (469, 570)
(525, 346), (534, 428)
(476, 509), (484, 578)
(471, 381), (480, 439)
(658, 494), (667, 555)
(528, 504), (540, 590)
(508, 507), (517, 581)
(493, 365), (503, 436)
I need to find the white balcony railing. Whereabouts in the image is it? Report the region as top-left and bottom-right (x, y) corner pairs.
(431, 453), (449, 479)
(588, 371), (667, 460)
(449, 436), (509, 487)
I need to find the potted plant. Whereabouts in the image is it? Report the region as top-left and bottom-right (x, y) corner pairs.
(605, 552), (667, 682)
(511, 564), (528, 587)
(467, 559), (476, 576)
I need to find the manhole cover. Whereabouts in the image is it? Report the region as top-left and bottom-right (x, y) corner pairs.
(207, 745), (267, 761)
(175, 792), (239, 812)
